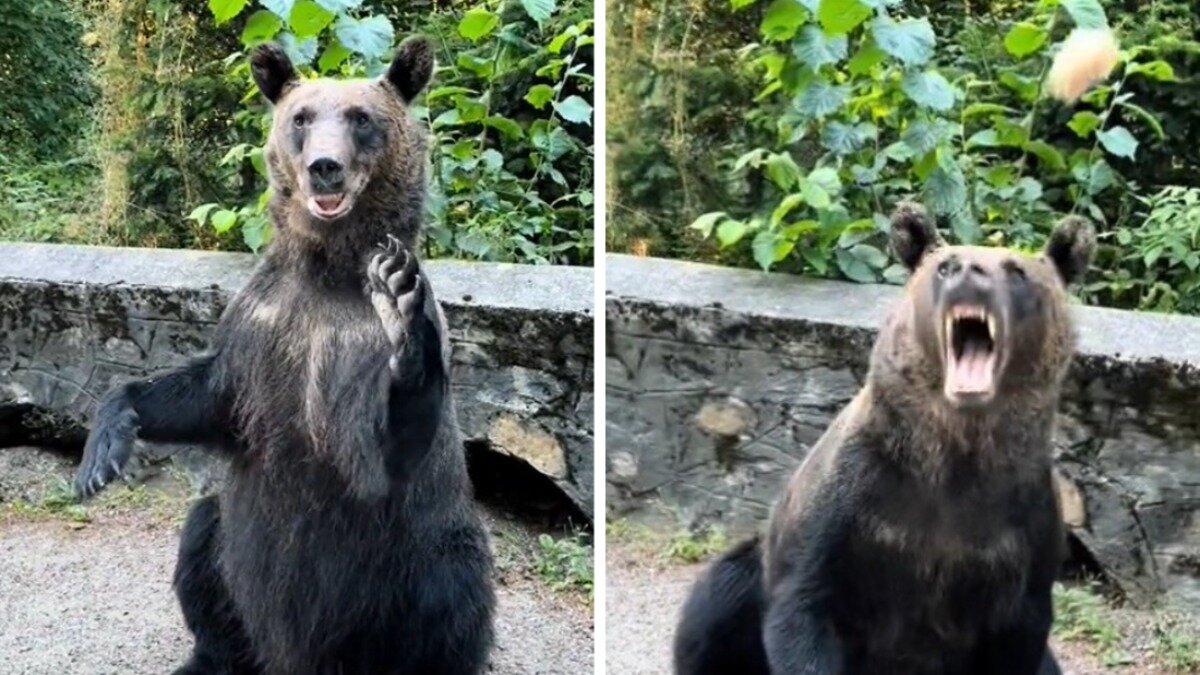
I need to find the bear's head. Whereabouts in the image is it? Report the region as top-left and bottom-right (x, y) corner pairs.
(875, 202), (1095, 412)
(250, 38), (434, 247)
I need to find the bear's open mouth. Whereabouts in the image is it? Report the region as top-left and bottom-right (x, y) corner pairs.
(943, 304), (998, 400)
(308, 193), (352, 220)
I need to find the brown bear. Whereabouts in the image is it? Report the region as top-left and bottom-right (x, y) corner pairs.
(74, 38), (495, 674)
(673, 202), (1095, 675)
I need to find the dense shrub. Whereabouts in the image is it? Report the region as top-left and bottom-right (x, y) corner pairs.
(608, 0), (1200, 314)
(1, 0), (593, 265)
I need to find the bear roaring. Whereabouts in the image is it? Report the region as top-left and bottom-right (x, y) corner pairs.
(674, 203), (1095, 675)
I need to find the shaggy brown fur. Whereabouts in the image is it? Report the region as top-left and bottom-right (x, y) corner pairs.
(675, 202), (1095, 675)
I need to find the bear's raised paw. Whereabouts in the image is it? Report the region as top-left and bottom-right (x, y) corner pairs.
(368, 235), (424, 351)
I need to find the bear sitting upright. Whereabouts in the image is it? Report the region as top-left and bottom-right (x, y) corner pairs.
(674, 202), (1095, 675)
(74, 38), (495, 674)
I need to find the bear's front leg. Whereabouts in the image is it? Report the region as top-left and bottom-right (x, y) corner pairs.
(368, 235), (427, 376)
(362, 236), (448, 484)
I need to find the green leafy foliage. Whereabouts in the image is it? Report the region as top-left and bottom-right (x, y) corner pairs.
(0, 0), (94, 160)
(610, 0), (1200, 314)
(183, 0), (594, 261)
(2, 0), (591, 266)
(532, 531), (593, 596)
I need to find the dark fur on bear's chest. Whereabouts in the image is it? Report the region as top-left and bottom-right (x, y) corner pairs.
(824, 447), (1060, 674)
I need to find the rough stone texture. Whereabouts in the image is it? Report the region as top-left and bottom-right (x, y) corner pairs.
(606, 254), (1200, 610)
(0, 243), (593, 517)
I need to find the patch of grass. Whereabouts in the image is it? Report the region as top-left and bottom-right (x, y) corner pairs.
(1154, 620), (1200, 674)
(606, 517), (654, 543)
(533, 531), (594, 597)
(665, 528), (728, 565)
(1053, 583), (1129, 666)
(1, 476), (191, 527)
(2, 478), (89, 524)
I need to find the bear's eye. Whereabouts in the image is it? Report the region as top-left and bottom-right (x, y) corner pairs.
(353, 112), (371, 127)
(936, 261), (952, 278)
(292, 113), (306, 128)
(1005, 263), (1028, 281)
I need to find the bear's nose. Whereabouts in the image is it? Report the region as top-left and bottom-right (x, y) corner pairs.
(308, 158), (345, 191)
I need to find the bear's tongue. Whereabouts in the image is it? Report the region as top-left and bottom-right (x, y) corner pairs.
(947, 341), (994, 393)
(315, 195), (344, 212)
(945, 311), (997, 395)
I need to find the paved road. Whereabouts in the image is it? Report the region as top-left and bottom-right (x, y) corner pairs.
(0, 518), (592, 675)
(605, 543), (1106, 675)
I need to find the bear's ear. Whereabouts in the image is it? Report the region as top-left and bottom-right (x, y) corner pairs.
(386, 36), (435, 103)
(1043, 215), (1095, 285)
(889, 201), (945, 271)
(250, 43), (297, 104)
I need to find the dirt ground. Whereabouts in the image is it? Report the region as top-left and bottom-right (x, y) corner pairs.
(0, 448), (593, 675)
(605, 539), (1189, 675)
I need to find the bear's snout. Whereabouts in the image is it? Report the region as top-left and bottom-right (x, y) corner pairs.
(308, 157), (346, 193)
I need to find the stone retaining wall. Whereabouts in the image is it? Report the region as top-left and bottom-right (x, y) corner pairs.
(0, 243), (594, 517)
(607, 254), (1200, 609)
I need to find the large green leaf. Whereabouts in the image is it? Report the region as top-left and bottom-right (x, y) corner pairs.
(241, 10), (283, 46)
(278, 32), (318, 65)
(554, 95), (593, 124)
(753, 229), (796, 270)
(966, 129), (1000, 148)
(334, 15), (393, 60)
(1097, 125), (1138, 159)
(314, 0), (363, 11)
(1023, 140), (1067, 171)
(717, 220), (749, 248)
(795, 80), (849, 118)
(1126, 60), (1176, 82)
(962, 103), (1017, 118)
(772, 194), (807, 224)
(902, 71), (955, 111)
(1089, 159), (1113, 194)
(690, 212), (728, 238)
(793, 26), (848, 68)
(847, 43), (885, 74)
(459, 8), (500, 42)
(187, 203), (220, 224)
(999, 71), (1039, 102)
(766, 152), (803, 189)
(821, 121), (875, 155)
(949, 210), (981, 244)
(836, 247), (878, 282)
(761, 0), (808, 41)
(1118, 101), (1165, 140)
(807, 166), (842, 195)
(1061, 0), (1107, 28)
(260, 0), (297, 19)
(1066, 111), (1101, 138)
(818, 0), (871, 36)
(800, 179), (832, 208)
(923, 160), (966, 214)
(532, 126), (574, 160)
(520, 0), (556, 25)
(289, 0), (334, 38)
(211, 209), (238, 233)
(208, 0), (247, 24)
(871, 16), (935, 66)
(902, 119), (953, 155)
(1003, 22), (1047, 58)
(317, 41), (351, 72)
(242, 217), (270, 253)
(525, 84), (555, 109)
(483, 116), (524, 140)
